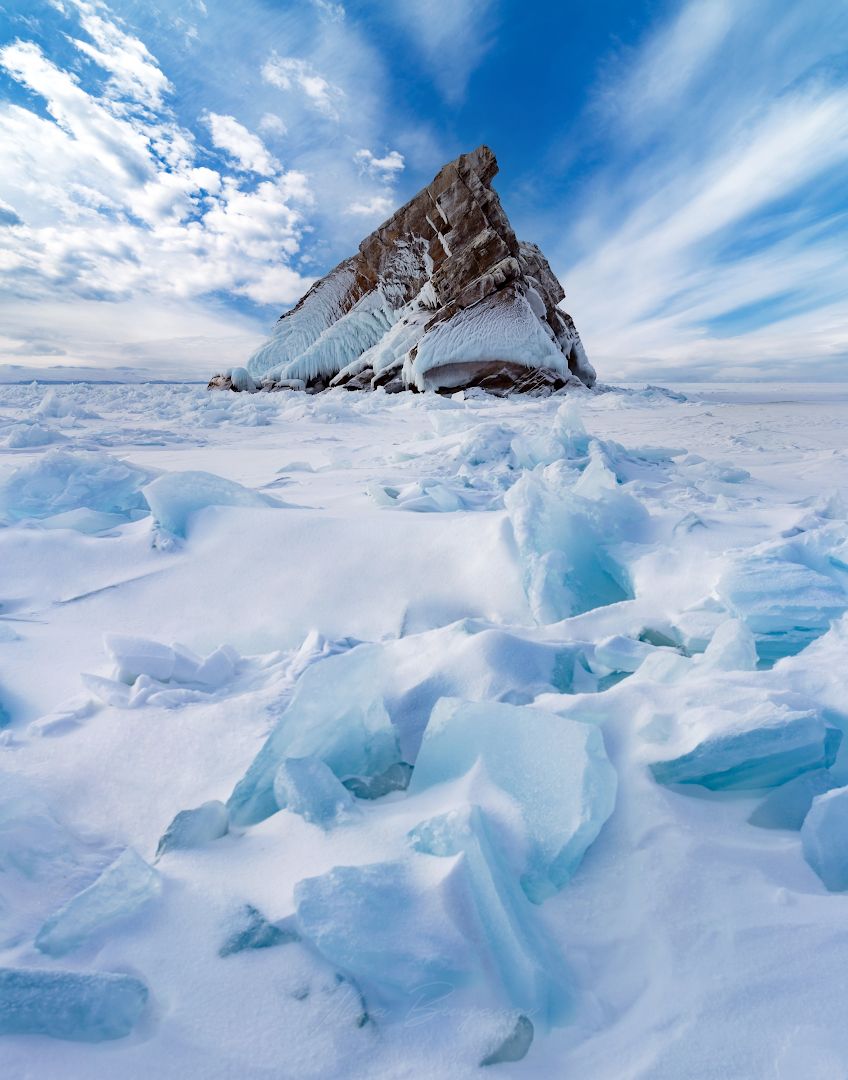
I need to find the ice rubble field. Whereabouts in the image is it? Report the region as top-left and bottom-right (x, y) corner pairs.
(0, 381), (848, 1078)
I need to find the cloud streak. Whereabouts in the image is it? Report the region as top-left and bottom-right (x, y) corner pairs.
(557, 0), (848, 379)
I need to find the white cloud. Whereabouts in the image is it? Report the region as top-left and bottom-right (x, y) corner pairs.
(346, 194), (394, 218)
(261, 53), (344, 120)
(65, 0), (173, 109)
(354, 147), (404, 182)
(0, 17), (314, 323)
(259, 112), (287, 137)
(202, 112), (278, 176)
(310, 0), (345, 22)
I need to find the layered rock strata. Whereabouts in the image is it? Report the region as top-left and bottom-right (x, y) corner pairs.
(210, 146), (595, 396)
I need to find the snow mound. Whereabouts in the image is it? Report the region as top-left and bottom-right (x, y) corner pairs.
(142, 470), (280, 539)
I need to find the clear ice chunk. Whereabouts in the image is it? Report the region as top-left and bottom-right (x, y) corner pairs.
(0, 968), (148, 1041)
(650, 708), (841, 791)
(408, 698), (617, 903)
(156, 800), (229, 858)
(749, 770), (837, 830)
(36, 849), (160, 957)
(227, 645), (400, 826)
(802, 786), (848, 891)
(480, 1013), (535, 1066)
(273, 757), (359, 828)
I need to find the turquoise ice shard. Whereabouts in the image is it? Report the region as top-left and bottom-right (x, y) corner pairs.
(408, 698), (617, 903)
(749, 770), (838, 830)
(504, 446), (646, 622)
(273, 757), (359, 828)
(408, 805), (571, 1026)
(156, 800), (229, 858)
(650, 707), (840, 791)
(227, 644), (400, 826)
(0, 968), (148, 1041)
(36, 849), (160, 957)
(801, 786), (848, 891)
(293, 812), (571, 1028)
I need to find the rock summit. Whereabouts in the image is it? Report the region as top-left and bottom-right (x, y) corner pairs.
(211, 146), (595, 396)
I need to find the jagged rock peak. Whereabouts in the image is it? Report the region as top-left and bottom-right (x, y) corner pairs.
(210, 146), (595, 396)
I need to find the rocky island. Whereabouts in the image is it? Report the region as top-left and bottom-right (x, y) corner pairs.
(210, 146), (595, 396)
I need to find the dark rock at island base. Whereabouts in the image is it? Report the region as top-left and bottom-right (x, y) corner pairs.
(210, 146), (595, 397)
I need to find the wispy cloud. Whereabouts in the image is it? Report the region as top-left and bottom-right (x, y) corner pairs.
(261, 53), (344, 120)
(383, 0), (498, 104)
(354, 147), (404, 182)
(558, 0), (848, 379)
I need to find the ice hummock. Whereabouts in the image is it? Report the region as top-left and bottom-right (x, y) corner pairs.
(0, 968), (149, 1041)
(294, 813), (571, 1027)
(0, 449), (154, 527)
(650, 706), (840, 791)
(409, 698), (617, 903)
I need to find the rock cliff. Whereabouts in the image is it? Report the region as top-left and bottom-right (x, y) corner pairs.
(211, 146), (595, 396)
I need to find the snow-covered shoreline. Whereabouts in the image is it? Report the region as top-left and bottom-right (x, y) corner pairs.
(1, 382), (847, 1077)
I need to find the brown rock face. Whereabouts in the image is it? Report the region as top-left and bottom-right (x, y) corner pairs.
(224, 146), (594, 395)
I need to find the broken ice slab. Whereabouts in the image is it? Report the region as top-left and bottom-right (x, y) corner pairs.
(219, 904), (299, 957)
(802, 786), (848, 891)
(36, 849), (160, 957)
(273, 757), (359, 828)
(104, 634), (176, 684)
(717, 555), (847, 663)
(749, 770), (838, 830)
(156, 800), (229, 858)
(294, 825), (571, 1026)
(407, 805), (571, 1025)
(343, 761), (413, 800)
(142, 469), (278, 539)
(0, 968), (148, 1041)
(650, 708), (841, 792)
(227, 644), (400, 827)
(408, 698), (617, 903)
(697, 619), (758, 672)
(504, 449), (645, 622)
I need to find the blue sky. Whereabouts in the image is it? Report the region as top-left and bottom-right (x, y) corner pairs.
(0, 0), (846, 380)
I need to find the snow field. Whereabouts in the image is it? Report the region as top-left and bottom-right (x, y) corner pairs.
(0, 381), (847, 1076)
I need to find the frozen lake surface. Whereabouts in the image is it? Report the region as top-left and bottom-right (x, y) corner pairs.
(1, 380), (847, 1077)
